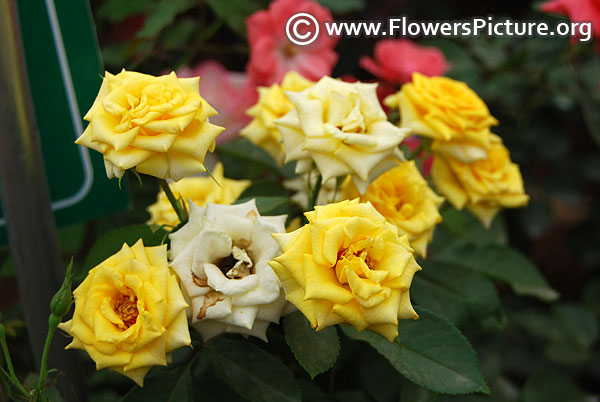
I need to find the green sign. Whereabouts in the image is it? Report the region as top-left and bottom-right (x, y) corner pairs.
(0, 0), (131, 244)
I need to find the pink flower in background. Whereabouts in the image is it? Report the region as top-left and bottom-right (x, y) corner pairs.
(246, 0), (338, 86)
(541, 0), (600, 41)
(178, 61), (257, 144)
(359, 39), (449, 85)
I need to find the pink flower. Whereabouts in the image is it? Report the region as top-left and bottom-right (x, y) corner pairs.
(359, 39), (449, 85)
(541, 0), (600, 41)
(178, 61), (257, 144)
(246, 0), (338, 86)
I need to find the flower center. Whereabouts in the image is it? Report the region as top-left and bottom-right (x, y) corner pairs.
(282, 43), (298, 58)
(113, 292), (139, 329)
(216, 245), (254, 279)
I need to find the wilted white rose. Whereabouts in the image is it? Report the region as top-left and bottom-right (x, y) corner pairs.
(169, 200), (288, 341)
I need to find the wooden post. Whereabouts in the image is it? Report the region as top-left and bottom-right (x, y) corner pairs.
(0, 0), (87, 400)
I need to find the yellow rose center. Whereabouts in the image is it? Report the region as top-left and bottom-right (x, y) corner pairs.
(334, 236), (385, 284)
(111, 83), (184, 134)
(113, 291), (139, 329)
(369, 176), (425, 219)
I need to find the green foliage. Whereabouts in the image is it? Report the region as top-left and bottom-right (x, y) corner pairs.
(521, 369), (596, 402)
(342, 307), (490, 395)
(234, 196), (292, 216)
(283, 311), (340, 379)
(207, 337), (301, 402)
(411, 260), (504, 330)
(123, 365), (192, 402)
(204, 0), (262, 37)
(136, 0), (196, 39)
(216, 138), (294, 178)
(434, 243), (558, 301)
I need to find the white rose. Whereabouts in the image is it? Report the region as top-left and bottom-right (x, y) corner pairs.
(169, 200), (288, 341)
(275, 77), (408, 194)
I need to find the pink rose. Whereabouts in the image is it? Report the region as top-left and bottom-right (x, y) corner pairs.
(245, 0), (338, 86)
(359, 39), (449, 85)
(178, 61), (257, 144)
(541, 0), (600, 41)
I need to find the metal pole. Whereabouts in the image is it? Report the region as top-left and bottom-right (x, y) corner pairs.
(0, 0), (87, 400)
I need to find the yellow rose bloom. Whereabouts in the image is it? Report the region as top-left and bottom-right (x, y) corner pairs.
(348, 161), (443, 258)
(276, 77), (408, 194)
(147, 162), (250, 227)
(58, 240), (191, 386)
(385, 73), (498, 163)
(269, 199), (421, 342)
(431, 134), (529, 227)
(241, 71), (313, 164)
(76, 70), (224, 180)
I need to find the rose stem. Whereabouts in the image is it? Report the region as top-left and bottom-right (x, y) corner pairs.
(159, 179), (189, 225)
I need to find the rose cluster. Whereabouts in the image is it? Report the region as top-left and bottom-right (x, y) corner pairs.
(64, 0), (531, 387)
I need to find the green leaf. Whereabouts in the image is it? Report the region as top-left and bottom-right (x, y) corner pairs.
(282, 311), (340, 379)
(123, 365), (192, 402)
(411, 260), (504, 330)
(97, 0), (155, 22)
(552, 303), (598, 349)
(216, 138), (292, 178)
(235, 196), (291, 216)
(433, 243), (558, 301)
(136, 0), (194, 39)
(208, 337), (301, 402)
(81, 224), (169, 277)
(317, 0), (365, 13)
(521, 369), (596, 402)
(341, 307), (490, 395)
(204, 0), (262, 37)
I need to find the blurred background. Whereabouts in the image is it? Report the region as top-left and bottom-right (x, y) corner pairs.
(1, 0), (599, 400)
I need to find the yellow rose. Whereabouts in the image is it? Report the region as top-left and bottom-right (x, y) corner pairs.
(348, 161), (443, 258)
(431, 134), (529, 227)
(269, 199), (421, 342)
(147, 162), (250, 227)
(276, 77), (408, 194)
(76, 70), (224, 180)
(241, 71), (313, 164)
(385, 73), (498, 162)
(58, 240), (191, 386)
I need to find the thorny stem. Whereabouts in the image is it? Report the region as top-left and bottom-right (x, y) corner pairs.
(159, 179), (188, 225)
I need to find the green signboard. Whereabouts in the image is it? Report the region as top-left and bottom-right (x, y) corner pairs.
(0, 0), (131, 244)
